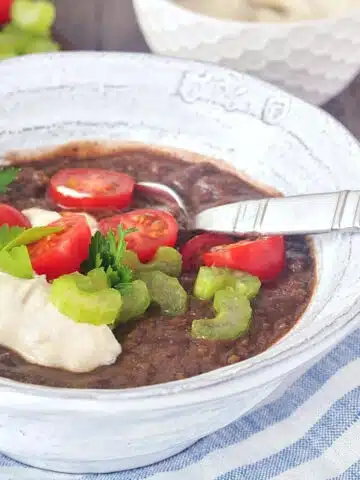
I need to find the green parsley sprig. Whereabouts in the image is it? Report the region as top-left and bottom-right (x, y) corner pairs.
(81, 226), (136, 293)
(0, 167), (20, 194)
(0, 224), (63, 279)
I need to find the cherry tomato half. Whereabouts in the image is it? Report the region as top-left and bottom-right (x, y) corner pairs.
(28, 215), (91, 281)
(203, 236), (285, 282)
(99, 208), (179, 262)
(0, 203), (31, 228)
(49, 168), (135, 210)
(0, 0), (12, 24)
(180, 233), (234, 272)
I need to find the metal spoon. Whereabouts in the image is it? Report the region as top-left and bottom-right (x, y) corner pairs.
(135, 181), (189, 219)
(136, 182), (360, 236)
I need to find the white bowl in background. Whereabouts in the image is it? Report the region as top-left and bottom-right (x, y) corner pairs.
(133, 0), (360, 105)
(0, 52), (360, 473)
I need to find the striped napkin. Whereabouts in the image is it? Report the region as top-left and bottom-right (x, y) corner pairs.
(1, 328), (359, 480)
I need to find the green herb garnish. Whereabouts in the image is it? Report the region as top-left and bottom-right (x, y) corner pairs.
(0, 224), (64, 279)
(0, 245), (33, 279)
(0, 225), (24, 250)
(0, 167), (20, 193)
(3, 225), (63, 251)
(81, 226), (136, 292)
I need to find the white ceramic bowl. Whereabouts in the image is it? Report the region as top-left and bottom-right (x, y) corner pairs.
(133, 0), (360, 105)
(0, 52), (360, 474)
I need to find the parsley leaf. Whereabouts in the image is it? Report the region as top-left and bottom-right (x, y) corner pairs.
(0, 224), (63, 251)
(3, 225), (63, 251)
(81, 226), (136, 293)
(0, 246), (33, 279)
(0, 225), (24, 250)
(0, 167), (20, 193)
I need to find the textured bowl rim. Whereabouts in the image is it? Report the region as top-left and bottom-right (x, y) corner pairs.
(0, 51), (359, 407)
(158, 0), (360, 27)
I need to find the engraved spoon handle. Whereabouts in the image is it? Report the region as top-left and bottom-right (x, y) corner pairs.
(194, 191), (360, 235)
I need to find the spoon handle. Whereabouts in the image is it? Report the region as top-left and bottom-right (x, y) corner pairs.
(194, 190), (360, 236)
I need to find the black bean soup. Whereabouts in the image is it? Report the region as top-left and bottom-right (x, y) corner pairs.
(0, 144), (316, 388)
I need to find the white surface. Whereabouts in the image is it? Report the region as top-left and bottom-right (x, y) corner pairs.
(0, 52), (359, 473)
(0, 274), (121, 372)
(133, 0), (360, 104)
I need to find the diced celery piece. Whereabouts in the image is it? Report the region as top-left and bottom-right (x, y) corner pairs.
(191, 288), (252, 340)
(122, 250), (141, 270)
(137, 270), (187, 316)
(114, 280), (150, 326)
(143, 246), (182, 277)
(50, 270), (122, 326)
(87, 268), (109, 291)
(232, 271), (261, 299)
(194, 266), (261, 301)
(194, 266), (231, 300)
(123, 247), (182, 277)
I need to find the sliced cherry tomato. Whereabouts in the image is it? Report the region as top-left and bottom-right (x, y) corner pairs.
(180, 233), (234, 272)
(0, 203), (31, 228)
(28, 215), (91, 280)
(99, 208), (179, 262)
(203, 236), (285, 282)
(0, 0), (12, 24)
(49, 168), (135, 210)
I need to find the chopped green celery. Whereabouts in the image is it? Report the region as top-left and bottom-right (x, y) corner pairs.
(194, 266), (260, 301)
(123, 247), (182, 277)
(142, 247), (182, 277)
(11, 0), (56, 36)
(121, 250), (140, 269)
(0, 246), (33, 279)
(50, 269), (122, 326)
(137, 271), (187, 316)
(113, 280), (151, 326)
(87, 268), (109, 290)
(233, 271), (261, 299)
(191, 288), (252, 340)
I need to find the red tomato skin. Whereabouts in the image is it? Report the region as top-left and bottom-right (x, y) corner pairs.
(180, 233), (234, 272)
(28, 215), (91, 281)
(0, 203), (31, 228)
(49, 168), (135, 210)
(203, 236), (285, 282)
(0, 0), (12, 24)
(99, 209), (179, 262)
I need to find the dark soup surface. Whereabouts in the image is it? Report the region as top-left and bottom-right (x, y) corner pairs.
(0, 143), (316, 389)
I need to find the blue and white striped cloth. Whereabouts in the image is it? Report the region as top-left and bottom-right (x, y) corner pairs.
(1, 328), (359, 480)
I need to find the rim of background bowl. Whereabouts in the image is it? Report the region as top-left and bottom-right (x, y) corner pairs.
(0, 51), (359, 408)
(156, 0), (360, 27)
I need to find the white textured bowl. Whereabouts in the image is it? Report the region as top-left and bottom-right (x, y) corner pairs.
(0, 52), (360, 474)
(133, 0), (360, 105)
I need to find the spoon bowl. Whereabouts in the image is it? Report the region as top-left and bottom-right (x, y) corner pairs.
(136, 182), (360, 236)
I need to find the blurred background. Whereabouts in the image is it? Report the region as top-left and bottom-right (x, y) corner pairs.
(1, 0), (360, 136)
(53, 0), (148, 53)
